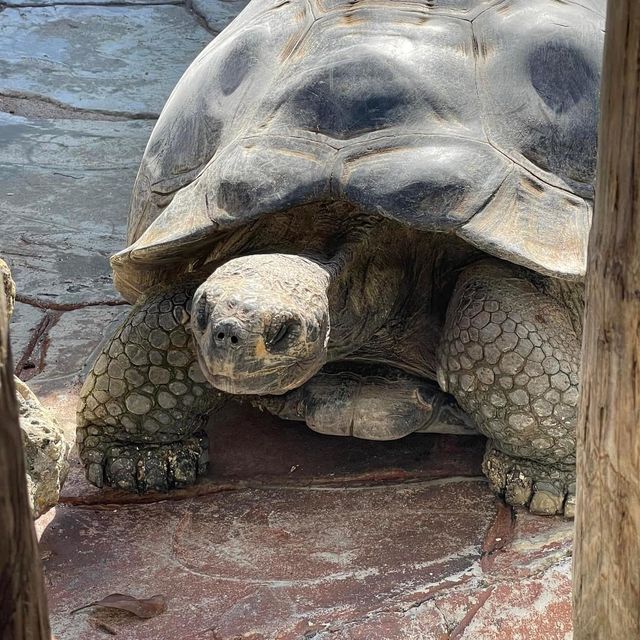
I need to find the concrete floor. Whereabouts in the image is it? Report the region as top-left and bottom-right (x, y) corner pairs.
(1, 1), (573, 637)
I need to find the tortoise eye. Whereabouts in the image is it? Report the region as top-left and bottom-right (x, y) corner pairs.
(266, 314), (296, 349)
(195, 297), (208, 332)
(270, 322), (289, 346)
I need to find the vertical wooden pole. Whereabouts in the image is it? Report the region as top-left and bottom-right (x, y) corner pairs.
(573, 1), (640, 637)
(0, 284), (51, 638)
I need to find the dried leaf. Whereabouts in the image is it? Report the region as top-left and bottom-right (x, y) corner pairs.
(71, 594), (167, 619)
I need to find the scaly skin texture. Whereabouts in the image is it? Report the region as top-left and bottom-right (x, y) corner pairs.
(437, 261), (581, 515)
(77, 283), (226, 492)
(255, 363), (476, 440)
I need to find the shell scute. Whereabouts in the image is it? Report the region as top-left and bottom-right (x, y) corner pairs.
(116, 0), (604, 302)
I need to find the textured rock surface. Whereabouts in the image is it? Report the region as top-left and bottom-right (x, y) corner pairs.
(190, 0), (251, 32)
(27, 306), (128, 387)
(2, 258), (70, 517)
(39, 404), (574, 640)
(8, 302), (45, 371)
(6, 0), (177, 4)
(1, 258), (15, 315)
(0, 114), (153, 305)
(0, 6), (212, 115)
(16, 378), (70, 518)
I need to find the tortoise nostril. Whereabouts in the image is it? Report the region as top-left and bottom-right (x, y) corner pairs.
(212, 319), (247, 349)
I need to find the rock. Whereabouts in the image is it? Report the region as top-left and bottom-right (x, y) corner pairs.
(8, 302), (45, 367)
(0, 5), (212, 115)
(15, 378), (71, 518)
(0, 114), (154, 306)
(190, 0), (250, 33)
(6, 0), (173, 5)
(2, 258), (71, 517)
(39, 479), (496, 639)
(28, 305), (128, 387)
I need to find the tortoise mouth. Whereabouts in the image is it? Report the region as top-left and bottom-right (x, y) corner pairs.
(197, 351), (322, 396)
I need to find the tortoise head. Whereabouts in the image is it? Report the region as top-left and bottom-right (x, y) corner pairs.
(191, 253), (331, 395)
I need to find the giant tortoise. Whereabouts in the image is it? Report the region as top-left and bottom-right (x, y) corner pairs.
(77, 0), (605, 516)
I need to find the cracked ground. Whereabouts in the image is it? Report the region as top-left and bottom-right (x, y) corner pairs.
(1, 1), (573, 638)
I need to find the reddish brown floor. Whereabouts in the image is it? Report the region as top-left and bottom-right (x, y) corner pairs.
(38, 402), (573, 640)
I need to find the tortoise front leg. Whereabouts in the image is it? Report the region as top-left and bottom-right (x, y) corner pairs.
(255, 364), (476, 439)
(437, 261), (580, 516)
(77, 283), (227, 492)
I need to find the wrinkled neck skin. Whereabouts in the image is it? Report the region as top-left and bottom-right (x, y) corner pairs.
(319, 227), (406, 361)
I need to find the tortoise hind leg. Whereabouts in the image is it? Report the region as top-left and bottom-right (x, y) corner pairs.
(437, 261), (580, 516)
(255, 364), (476, 439)
(77, 283), (227, 492)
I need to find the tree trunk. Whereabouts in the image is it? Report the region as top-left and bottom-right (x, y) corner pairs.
(573, 1), (640, 637)
(0, 285), (51, 638)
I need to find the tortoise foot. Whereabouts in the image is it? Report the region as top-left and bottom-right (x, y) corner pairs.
(255, 363), (477, 440)
(82, 432), (208, 493)
(482, 444), (575, 517)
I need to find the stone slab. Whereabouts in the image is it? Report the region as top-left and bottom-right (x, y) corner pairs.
(6, 0), (180, 5)
(0, 113), (153, 304)
(43, 445), (575, 640)
(309, 509), (574, 639)
(0, 5), (212, 115)
(449, 563), (572, 640)
(191, 0), (250, 33)
(431, 511), (574, 640)
(40, 480), (496, 640)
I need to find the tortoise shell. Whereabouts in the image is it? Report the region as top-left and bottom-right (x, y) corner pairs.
(113, 0), (605, 302)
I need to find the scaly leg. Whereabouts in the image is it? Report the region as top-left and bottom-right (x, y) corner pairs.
(438, 262), (580, 516)
(77, 283), (227, 492)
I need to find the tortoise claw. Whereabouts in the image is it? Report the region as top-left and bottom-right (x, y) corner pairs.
(483, 444), (575, 518)
(80, 432), (208, 493)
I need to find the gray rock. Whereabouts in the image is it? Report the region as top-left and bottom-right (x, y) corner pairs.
(6, 0), (177, 5)
(0, 114), (153, 305)
(1, 259), (15, 317)
(8, 302), (45, 365)
(15, 378), (70, 518)
(2, 260), (71, 517)
(0, 5), (212, 115)
(190, 0), (250, 33)
(29, 305), (129, 387)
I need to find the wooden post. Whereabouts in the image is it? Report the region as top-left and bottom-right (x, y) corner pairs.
(573, 1), (640, 637)
(0, 285), (51, 638)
